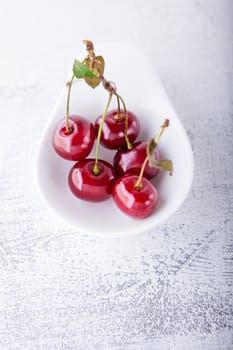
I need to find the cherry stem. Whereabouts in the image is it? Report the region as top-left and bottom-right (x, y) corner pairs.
(152, 119), (169, 141)
(116, 95), (121, 117)
(134, 156), (149, 190)
(93, 92), (113, 175)
(134, 119), (169, 190)
(83, 39), (94, 53)
(65, 74), (75, 134)
(117, 94), (133, 150)
(83, 39), (96, 67)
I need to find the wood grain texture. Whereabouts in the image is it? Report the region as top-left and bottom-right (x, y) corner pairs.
(0, 0), (233, 349)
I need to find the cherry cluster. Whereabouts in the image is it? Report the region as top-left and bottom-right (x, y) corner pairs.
(52, 40), (173, 218)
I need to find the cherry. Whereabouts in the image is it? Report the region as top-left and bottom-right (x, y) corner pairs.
(112, 174), (158, 218)
(68, 158), (117, 202)
(52, 115), (95, 161)
(68, 92), (117, 202)
(52, 69), (95, 161)
(95, 109), (140, 149)
(113, 141), (160, 179)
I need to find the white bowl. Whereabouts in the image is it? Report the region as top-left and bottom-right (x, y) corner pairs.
(35, 43), (194, 237)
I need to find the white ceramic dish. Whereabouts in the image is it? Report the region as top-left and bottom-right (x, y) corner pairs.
(35, 43), (194, 237)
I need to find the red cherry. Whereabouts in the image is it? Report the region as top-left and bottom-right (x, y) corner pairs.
(112, 174), (158, 218)
(113, 141), (160, 179)
(68, 158), (117, 202)
(95, 109), (140, 149)
(52, 115), (95, 161)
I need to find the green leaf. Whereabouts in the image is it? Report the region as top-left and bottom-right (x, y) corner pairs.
(73, 59), (96, 79)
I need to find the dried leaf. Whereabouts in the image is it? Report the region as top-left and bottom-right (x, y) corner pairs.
(147, 139), (157, 155)
(147, 138), (173, 173)
(83, 55), (105, 88)
(149, 158), (173, 173)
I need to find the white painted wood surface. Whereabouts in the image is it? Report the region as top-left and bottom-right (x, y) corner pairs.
(0, 0), (232, 349)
